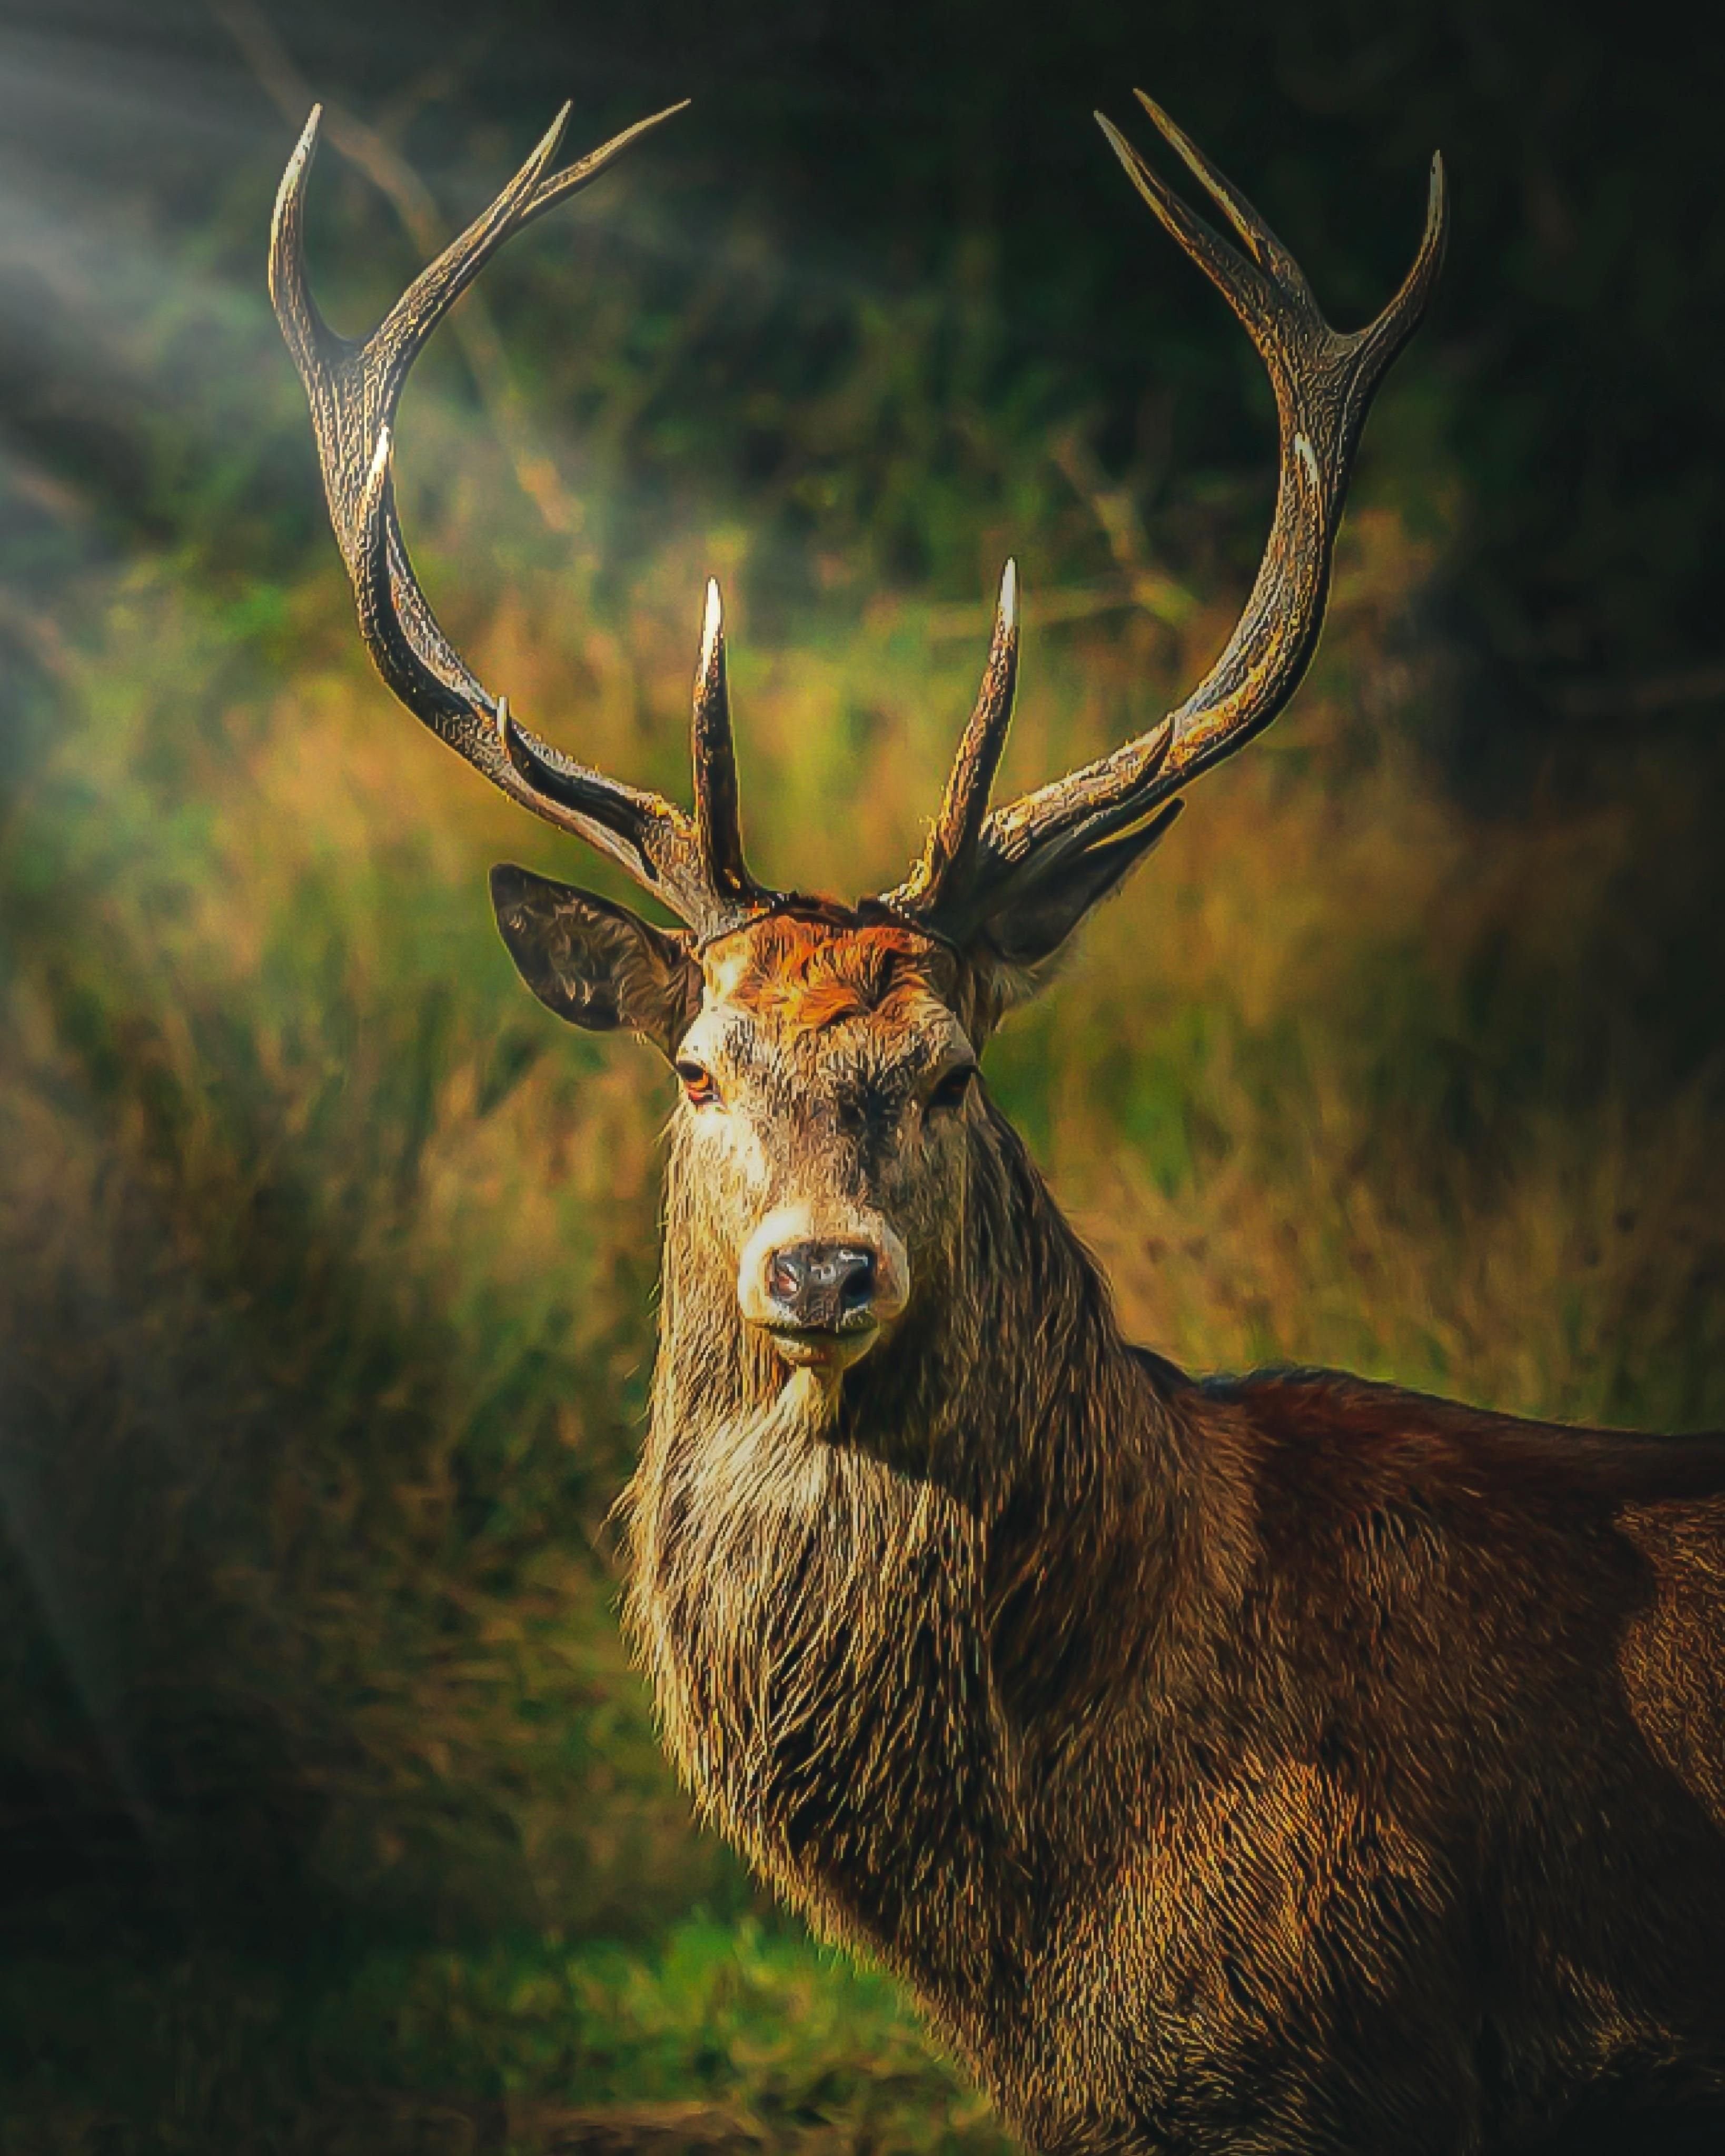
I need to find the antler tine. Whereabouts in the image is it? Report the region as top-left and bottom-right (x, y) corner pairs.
(362, 100), (693, 426)
(890, 100), (1445, 939)
(690, 580), (757, 907)
(272, 98), (766, 937)
(889, 560), (1019, 913)
(1122, 92), (1305, 296)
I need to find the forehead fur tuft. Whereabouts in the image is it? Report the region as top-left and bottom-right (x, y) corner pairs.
(708, 915), (956, 1034)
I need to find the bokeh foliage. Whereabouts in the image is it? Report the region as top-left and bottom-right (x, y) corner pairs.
(0, 1), (1721, 2147)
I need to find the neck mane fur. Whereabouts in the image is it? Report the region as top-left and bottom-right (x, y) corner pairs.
(621, 1095), (1245, 2024)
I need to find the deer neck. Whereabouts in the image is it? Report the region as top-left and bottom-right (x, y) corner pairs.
(622, 1100), (1199, 1985)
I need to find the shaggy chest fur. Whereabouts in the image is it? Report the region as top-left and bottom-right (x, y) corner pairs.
(625, 1387), (1020, 1994)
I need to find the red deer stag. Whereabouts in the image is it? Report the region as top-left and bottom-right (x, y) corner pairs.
(272, 90), (1725, 2156)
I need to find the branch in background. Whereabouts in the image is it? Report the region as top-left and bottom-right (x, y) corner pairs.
(921, 582), (1181, 643)
(1554, 664), (1725, 722)
(0, 582), (73, 680)
(208, 0), (579, 536)
(1050, 426), (1196, 630)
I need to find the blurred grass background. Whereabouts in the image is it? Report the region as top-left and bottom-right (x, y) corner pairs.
(0, 0), (1721, 2146)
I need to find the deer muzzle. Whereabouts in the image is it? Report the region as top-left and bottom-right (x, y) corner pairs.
(738, 1209), (909, 1373)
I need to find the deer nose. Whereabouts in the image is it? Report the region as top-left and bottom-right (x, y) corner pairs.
(737, 1210), (909, 1368)
(766, 1241), (879, 1332)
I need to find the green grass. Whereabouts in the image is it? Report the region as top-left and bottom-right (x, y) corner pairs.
(0, 1920), (1008, 2153)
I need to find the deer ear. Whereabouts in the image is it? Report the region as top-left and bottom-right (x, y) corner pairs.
(489, 864), (702, 1059)
(976, 802), (1184, 1006)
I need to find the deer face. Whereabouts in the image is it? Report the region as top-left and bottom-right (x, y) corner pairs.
(678, 914), (979, 1375)
(492, 883), (986, 1377)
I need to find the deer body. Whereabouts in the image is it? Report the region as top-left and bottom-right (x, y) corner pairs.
(620, 919), (1725, 2154)
(272, 87), (1725, 2155)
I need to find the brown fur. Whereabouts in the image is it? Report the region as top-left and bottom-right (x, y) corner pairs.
(717, 917), (952, 1030)
(614, 911), (1725, 2156)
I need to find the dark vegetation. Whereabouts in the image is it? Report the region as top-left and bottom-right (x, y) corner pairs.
(0, 0), (1720, 2144)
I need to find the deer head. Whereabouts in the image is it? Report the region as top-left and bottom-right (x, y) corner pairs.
(272, 92), (1444, 1392)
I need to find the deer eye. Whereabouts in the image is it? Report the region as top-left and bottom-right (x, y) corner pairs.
(927, 1062), (978, 1114)
(676, 1058), (720, 1108)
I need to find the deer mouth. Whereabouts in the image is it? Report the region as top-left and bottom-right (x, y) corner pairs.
(757, 1315), (882, 1374)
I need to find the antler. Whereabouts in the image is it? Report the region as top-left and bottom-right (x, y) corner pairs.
(886, 93), (1447, 942)
(271, 101), (771, 938)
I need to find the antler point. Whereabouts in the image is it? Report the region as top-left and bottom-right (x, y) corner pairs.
(1131, 88), (1174, 135)
(281, 104), (323, 191)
